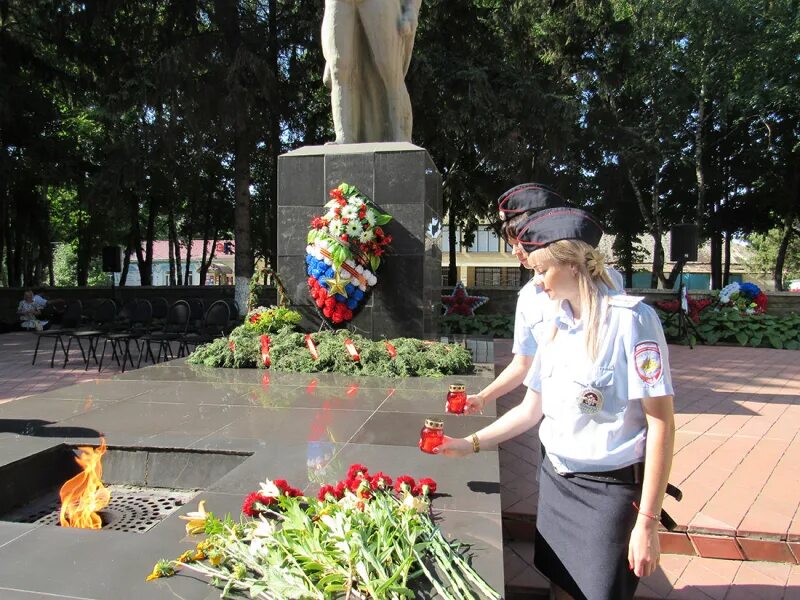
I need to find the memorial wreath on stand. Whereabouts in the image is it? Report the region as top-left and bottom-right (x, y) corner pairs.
(306, 183), (393, 327)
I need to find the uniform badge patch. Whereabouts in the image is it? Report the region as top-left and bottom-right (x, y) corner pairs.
(634, 341), (663, 384)
(577, 386), (603, 415)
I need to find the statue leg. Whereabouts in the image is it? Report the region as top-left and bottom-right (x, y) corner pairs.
(358, 1), (415, 142)
(322, 0), (361, 143)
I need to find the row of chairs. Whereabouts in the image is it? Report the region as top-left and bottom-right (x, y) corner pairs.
(32, 297), (237, 372)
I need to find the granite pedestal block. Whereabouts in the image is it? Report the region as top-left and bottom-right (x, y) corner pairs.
(277, 142), (442, 340)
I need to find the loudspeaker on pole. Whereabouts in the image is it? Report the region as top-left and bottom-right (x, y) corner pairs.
(102, 246), (122, 273)
(669, 224), (698, 262)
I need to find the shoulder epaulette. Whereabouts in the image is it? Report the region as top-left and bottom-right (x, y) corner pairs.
(608, 295), (645, 309)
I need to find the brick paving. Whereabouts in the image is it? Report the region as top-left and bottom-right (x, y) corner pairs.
(495, 339), (800, 598)
(0, 331), (134, 404)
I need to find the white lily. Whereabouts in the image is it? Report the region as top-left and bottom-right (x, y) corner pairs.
(400, 493), (429, 514)
(259, 478), (281, 498)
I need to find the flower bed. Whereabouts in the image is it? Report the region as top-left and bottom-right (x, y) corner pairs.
(147, 464), (501, 599)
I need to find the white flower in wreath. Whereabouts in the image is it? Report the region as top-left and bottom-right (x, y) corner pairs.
(348, 196), (366, 209)
(324, 209), (337, 222)
(364, 209), (377, 226)
(328, 220), (344, 237)
(359, 229), (375, 243)
(341, 204), (359, 220)
(345, 220), (363, 237)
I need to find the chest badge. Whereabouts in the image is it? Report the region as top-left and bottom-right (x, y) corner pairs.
(577, 386), (604, 415)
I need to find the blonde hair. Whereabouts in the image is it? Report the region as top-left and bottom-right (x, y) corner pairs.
(531, 240), (613, 361)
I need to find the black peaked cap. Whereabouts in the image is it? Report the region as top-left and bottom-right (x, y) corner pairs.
(514, 207), (603, 249)
(497, 183), (565, 219)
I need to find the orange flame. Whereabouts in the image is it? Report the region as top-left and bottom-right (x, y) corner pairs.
(59, 438), (110, 529)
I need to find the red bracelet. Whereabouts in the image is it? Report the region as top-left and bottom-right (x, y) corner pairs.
(632, 502), (659, 521)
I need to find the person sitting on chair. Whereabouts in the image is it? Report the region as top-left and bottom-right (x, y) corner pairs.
(17, 289), (48, 331)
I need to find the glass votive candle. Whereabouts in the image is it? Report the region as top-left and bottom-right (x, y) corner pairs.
(446, 383), (467, 414)
(419, 418), (444, 454)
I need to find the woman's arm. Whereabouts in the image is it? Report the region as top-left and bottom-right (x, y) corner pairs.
(464, 353), (534, 414)
(628, 394), (675, 577)
(437, 387), (543, 456)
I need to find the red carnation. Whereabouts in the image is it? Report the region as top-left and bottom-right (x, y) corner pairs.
(323, 307), (332, 318)
(341, 234), (349, 242)
(394, 475), (415, 495)
(325, 297), (336, 308)
(370, 472), (393, 490)
(242, 492), (274, 517)
(318, 484), (337, 502)
(307, 276), (316, 287)
(334, 480), (348, 498)
(347, 464), (370, 480)
(316, 297), (326, 308)
(342, 217), (349, 224)
(414, 478), (438, 497)
(273, 480), (289, 493)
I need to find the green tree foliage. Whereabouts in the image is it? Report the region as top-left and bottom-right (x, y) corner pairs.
(1, 0), (798, 292)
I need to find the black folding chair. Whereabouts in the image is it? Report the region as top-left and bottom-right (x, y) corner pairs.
(150, 297), (169, 328)
(99, 299), (153, 372)
(64, 299), (118, 370)
(138, 300), (190, 366)
(32, 300), (83, 368)
(179, 300), (231, 355)
(186, 298), (205, 332)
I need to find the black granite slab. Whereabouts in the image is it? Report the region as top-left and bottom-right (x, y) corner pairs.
(0, 350), (503, 599)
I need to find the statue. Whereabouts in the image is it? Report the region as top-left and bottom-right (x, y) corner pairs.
(322, 0), (422, 144)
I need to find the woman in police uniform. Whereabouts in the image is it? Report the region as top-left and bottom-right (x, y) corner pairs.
(437, 207), (675, 600)
(463, 184), (624, 416)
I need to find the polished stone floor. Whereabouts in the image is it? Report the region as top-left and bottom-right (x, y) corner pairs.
(0, 358), (501, 600)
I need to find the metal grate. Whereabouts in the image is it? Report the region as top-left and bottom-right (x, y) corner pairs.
(7, 484), (197, 533)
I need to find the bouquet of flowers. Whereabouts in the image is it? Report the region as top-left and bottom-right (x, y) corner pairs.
(716, 282), (768, 314)
(654, 296), (714, 324)
(306, 184), (393, 326)
(147, 464), (500, 600)
(244, 305), (302, 334)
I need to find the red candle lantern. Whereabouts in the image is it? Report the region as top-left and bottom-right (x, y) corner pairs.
(419, 418), (444, 454)
(446, 383), (467, 414)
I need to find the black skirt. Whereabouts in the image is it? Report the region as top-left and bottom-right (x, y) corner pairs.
(534, 452), (641, 600)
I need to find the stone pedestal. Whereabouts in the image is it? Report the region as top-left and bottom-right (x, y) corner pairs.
(277, 142), (442, 340)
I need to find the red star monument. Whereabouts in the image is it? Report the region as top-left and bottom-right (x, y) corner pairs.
(442, 282), (489, 316)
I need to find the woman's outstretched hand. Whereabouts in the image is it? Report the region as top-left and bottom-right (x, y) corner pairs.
(463, 393), (486, 415)
(434, 435), (473, 457)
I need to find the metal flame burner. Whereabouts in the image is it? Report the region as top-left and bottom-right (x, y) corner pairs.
(9, 485), (197, 533)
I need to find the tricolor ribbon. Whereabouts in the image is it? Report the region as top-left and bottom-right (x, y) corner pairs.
(260, 335), (271, 367)
(319, 248), (368, 287)
(305, 334), (319, 360)
(344, 338), (360, 362)
(383, 341), (397, 358)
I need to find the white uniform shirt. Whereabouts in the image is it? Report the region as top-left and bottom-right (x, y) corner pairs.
(524, 294), (673, 474)
(511, 266), (626, 358)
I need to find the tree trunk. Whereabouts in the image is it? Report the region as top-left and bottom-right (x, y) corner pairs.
(723, 230), (731, 286)
(215, 0), (253, 316)
(184, 239), (193, 286)
(265, 0), (280, 274)
(120, 244), (131, 287)
(448, 209), (458, 286)
(168, 207), (177, 286)
(138, 195), (157, 286)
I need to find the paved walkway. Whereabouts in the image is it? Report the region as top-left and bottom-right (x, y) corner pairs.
(0, 331), (133, 404)
(496, 339), (800, 599)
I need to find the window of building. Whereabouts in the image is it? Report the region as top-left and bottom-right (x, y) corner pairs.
(474, 267), (501, 287)
(441, 267), (450, 287)
(503, 267), (521, 288)
(474, 267), (522, 288)
(467, 226), (500, 253)
(441, 226), (461, 252)
(186, 272), (193, 285)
